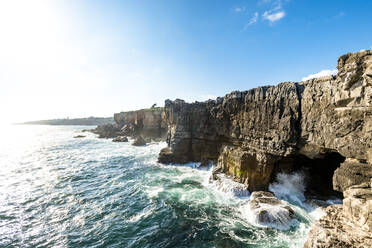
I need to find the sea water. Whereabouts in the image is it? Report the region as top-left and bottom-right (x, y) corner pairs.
(0, 125), (333, 248)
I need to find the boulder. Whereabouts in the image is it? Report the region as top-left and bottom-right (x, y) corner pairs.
(112, 136), (128, 142)
(248, 191), (296, 230)
(132, 136), (146, 146)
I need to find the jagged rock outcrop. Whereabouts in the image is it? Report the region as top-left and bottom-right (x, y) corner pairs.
(114, 108), (167, 138)
(132, 136), (146, 146)
(157, 49), (372, 244)
(249, 191), (296, 230)
(93, 108), (167, 140)
(92, 123), (121, 138)
(333, 159), (372, 192)
(304, 180), (372, 248)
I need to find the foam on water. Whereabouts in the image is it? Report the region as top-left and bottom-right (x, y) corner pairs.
(210, 173), (250, 197)
(0, 125), (340, 248)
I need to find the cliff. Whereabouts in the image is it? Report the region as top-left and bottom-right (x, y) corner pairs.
(158, 49), (372, 246)
(93, 107), (167, 140)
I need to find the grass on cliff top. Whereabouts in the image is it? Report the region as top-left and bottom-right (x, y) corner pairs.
(118, 107), (164, 113)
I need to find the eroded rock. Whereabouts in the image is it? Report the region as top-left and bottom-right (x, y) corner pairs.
(304, 205), (372, 248)
(248, 191), (296, 230)
(132, 136), (146, 146)
(333, 159), (372, 192)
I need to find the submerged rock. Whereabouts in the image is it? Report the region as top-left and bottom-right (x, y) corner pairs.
(132, 136), (146, 146)
(248, 191), (296, 230)
(112, 136), (128, 142)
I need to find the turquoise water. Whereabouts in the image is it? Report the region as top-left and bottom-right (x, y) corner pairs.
(0, 125), (324, 248)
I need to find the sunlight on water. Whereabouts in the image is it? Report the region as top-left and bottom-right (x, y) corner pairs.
(0, 125), (334, 247)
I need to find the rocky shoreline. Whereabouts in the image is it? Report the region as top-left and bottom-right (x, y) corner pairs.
(93, 49), (372, 247)
(90, 107), (167, 146)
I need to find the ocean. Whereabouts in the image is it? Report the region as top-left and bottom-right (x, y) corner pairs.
(0, 125), (332, 248)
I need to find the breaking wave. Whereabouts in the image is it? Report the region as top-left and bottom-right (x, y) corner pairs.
(0, 125), (339, 248)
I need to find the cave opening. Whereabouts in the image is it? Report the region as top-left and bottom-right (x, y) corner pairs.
(272, 152), (346, 199)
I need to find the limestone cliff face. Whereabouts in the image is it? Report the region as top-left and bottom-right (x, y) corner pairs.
(158, 49), (372, 245)
(94, 108), (167, 139)
(159, 50), (371, 190)
(114, 108), (167, 138)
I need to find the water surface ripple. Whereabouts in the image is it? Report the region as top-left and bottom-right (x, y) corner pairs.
(0, 125), (322, 248)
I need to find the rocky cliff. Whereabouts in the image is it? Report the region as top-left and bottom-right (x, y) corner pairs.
(93, 108), (167, 140)
(158, 49), (372, 246)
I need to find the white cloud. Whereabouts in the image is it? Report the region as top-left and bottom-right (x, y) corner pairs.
(244, 12), (259, 29)
(302, 69), (338, 81)
(262, 10), (285, 22)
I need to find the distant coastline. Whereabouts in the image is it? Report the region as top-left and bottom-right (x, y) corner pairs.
(17, 117), (114, 126)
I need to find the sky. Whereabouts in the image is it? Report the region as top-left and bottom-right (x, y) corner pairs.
(0, 0), (372, 123)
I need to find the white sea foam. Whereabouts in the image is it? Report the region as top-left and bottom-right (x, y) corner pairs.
(269, 171), (307, 206)
(211, 173), (250, 198)
(239, 202), (299, 231)
(128, 208), (154, 222)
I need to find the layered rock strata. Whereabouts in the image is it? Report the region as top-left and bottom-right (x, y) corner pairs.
(158, 50), (371, 190)
(93, 108), (167, 141)
(157, 49), (372, 245)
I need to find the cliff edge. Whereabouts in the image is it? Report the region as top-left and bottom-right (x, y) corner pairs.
(158, 49), (372, 246)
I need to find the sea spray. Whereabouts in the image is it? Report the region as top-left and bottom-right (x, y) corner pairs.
(210, 173), (250, 197)
(0, 125), (336, 248)
(269, 171), (307, 206)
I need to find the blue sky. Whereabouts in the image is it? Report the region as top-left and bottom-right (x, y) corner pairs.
(0, 0), (371, 122)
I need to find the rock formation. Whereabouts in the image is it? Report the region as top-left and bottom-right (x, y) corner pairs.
(249, 191), (296, 230)
(157, 49), (372, 245)
(132, 136), (146, 146)
(92, 108), (167, 140)
(112, 136), (128, 142)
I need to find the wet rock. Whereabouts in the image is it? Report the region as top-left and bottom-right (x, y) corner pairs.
(120, 123), (136, 136)
(73, 135), (85, 138)
(132, 136), (146, 146)
(112, 136), (128, 142)
(216, 146), (278, 191)
(211, 173), (249, 197)
(92, 123), (121, 138)
(249, 191), (295, 230)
